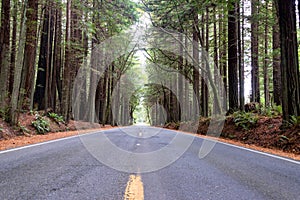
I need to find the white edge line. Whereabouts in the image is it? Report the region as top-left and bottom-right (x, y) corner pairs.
(215, 139), (300, 165)
(0, 130), (103, 154)
(166, 129), (300, 165)
(139, 128), (300, 165)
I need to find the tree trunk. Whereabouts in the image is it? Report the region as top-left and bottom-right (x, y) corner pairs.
(238, 3), (245, 110)
(0, 0), (11, 105)
(62, 0), (72, 121)
(263, 0), (270, 107)
(192, 9), (200, 118)
(33, 4), (54, 110)
(276, 0), (300, 120)
(9, 0), (18, 95)
(251, 0), (260, 103)
(21, 0), (38, 109)
(228, 1), (239, 112)
(10, 1), (27, 124)
(219, 7), (227, 111)
(272, 3), (281, 106)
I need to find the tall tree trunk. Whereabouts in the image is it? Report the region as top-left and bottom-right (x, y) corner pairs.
(0, 0), (11, 105)
(213, 6), (220, 114)
(263, 0), (270, 107)
(9, 0), (18, 95)
(20, 0), (38, 110)
(201, 7), (209, 117)
(53, 3), (63, 112)
(219, 7), (227, 111)
(251, 0), (260, 103)
(178, 33), (184, 120)
(10, 1), (27, 124)
(33, 4), (54, 110)
(192, 9), (200, 118)
(238, 2), (245, 110)
(272, 3), (281, 106)
(276, 0), (300, 120)
(62, 0), (72, 121)
(228, 1), (239, 112)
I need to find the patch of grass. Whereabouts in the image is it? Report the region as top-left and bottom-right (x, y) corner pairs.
(48, 112), (65, 124)
(32, 114), (50, 134)
(232, 111), (259, 130)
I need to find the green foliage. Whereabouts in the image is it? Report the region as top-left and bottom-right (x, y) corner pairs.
(232, 111), (259, 130)
(286, 115), (300, 127)
(260, 105), (282, 117)
(0, 126), (3, 132)
(48, 112), (65, 124)
(32, 114), (50, 134)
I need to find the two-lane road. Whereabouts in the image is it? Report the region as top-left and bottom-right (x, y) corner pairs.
(0, 126), (299, 199)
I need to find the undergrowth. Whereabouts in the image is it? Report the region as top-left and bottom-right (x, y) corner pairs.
(48, 112), (65, 124)
(232, 111), (259, 130)
(31, 114), (50, 134)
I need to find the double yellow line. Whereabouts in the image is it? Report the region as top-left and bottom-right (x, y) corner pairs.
(124, 174), (144, 200)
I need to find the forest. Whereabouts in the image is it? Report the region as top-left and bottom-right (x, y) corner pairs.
(0, 0), (300, 153)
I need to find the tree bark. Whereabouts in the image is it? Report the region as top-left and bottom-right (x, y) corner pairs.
(21, 0), (38, 109)
(251, 0), (260, 103)
(192, 9), (200, 118)
(263, 0), (270, 107)
(228, 1), (239, 112)
(276, 0), (300, 120)
(272, 3), (281, 106)
(0, 0), (11, 105)
(9, 0), (18, 95)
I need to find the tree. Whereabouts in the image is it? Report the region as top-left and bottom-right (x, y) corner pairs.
(276, 0), (300, 120)
(272, 2), (281, 106)
(251, 0), (260, 103)
(20, 0), (39, 109)
(228, 1), (239, 112)
(0, 0), (11, 105)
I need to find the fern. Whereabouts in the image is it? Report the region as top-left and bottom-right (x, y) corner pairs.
(233, 111), (258, 130)
(32, 114), (50, 134)
(48, 112), (65, 124)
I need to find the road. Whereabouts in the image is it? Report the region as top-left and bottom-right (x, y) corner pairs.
(0, 126), (299, 200)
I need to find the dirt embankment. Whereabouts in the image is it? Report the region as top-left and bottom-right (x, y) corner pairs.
(0, 112), (114, 151)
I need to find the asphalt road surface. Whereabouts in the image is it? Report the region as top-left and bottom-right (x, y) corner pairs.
(0, 126), (299, 200)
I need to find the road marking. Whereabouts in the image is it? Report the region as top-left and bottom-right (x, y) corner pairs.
(124, 174), (144, 200)
(216, 140), (300, 165)
(171, 130), (300, 165)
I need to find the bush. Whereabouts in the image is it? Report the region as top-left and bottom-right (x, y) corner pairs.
(0, 126), (3, 132)
(48, 112), (65, 124)
(32, 114), (50, 134)
(232, 111), (259, 130)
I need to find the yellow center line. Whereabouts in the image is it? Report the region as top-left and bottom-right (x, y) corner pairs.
(124, 174), (144, 200)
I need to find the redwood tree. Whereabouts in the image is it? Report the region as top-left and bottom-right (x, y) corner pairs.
(276, 0), (300, 120)
(228, 1), (239, 111)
